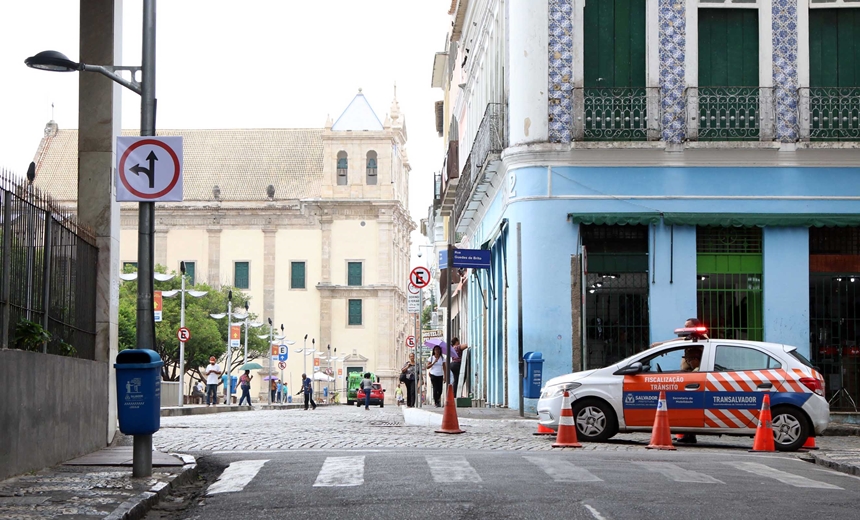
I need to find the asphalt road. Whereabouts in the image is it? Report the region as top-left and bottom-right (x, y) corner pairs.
(147, 448), (860, 520)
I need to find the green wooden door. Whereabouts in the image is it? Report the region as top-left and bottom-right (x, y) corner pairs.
(583, 0), (646, 140)
(809, 8), (860, 139)
(698, 9), (760, 139)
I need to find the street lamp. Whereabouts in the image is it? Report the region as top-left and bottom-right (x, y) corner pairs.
(233, 302), (264, 366)
(210, 290), (234, 404)
(26, 0), (157, 478)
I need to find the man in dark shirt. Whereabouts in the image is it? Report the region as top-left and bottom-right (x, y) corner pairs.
(298, 373), (316, 410)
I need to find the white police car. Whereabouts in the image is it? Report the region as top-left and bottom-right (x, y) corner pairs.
(536, 328), (829, 451)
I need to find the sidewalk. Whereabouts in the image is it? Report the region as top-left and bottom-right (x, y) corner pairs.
(0, 446), (196, 520)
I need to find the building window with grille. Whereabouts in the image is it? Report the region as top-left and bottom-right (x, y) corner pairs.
(337, 151), (348, 185)
(366, 151), (378, 185)
(581, 224), (651, 367)
(696, 227), (763, 341)
(347, 262), (363, 286)
(182, 261), (196, 286)
(234, 261), (250, 289)
(291, 261), (306, 290)
(348, 299), (363, 326)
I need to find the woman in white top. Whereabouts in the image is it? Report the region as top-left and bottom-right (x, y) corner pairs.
(426, 345), (447, 407)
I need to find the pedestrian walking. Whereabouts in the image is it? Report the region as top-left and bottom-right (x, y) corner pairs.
(298, 373), (317, 410)
(427, 345), (447, 407)
(395, 384), (404, 406)
(204, 356), (221, 406)
(401, 353), (417, 407)
(361, 372), (373, 410)
(270, 379), (278, 403)
(448, 338), (468, 398)
(276, 381), (283, 403)
(238, 370), (253, 406)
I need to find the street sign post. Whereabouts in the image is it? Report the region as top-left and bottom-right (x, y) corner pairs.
(278, 361), (287, 370)
(439, 248), (491, 269)
(176, 327), (191, 342)
(410, 266), (431, 288)
(406, 335), (415, 348)
(116, 136), (183, 202)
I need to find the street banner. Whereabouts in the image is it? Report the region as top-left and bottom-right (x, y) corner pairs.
(230, 325), (241, 348)
(271, 343), (279, 357)
(154, 291), (163, 322)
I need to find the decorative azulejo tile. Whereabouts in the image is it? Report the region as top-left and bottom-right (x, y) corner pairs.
(659, 0), (686, 143)
(773, 0), (799, 142)
(548, 0), (573, 143)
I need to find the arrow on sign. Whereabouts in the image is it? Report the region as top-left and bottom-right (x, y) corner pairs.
(129, 151), (158, 189)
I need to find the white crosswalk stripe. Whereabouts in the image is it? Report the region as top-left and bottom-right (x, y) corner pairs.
(426, 456), (482, 483)
(633, 462), (724, 484)
(723, 461), (843, 489)
(313, 456), (365, 487)
(523, 456), (603, 482)
(206, 459), (269, 495)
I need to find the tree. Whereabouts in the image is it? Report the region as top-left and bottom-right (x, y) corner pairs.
(118, 265), (269, 387)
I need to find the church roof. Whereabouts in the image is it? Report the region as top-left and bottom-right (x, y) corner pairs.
(330, 91), (384, 132)
(33, 128), (325, 202)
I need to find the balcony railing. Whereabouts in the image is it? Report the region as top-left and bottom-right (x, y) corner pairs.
(801, 87), (860, 140)
(454, 103), (506, 224)
(573, 87), (660, 140)
(686, 87), (774, 141)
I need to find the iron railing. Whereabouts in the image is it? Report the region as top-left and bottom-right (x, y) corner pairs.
(686, 87), (775, 141)
(0, 169), (97, 359)
(454, 103), (506, 223)
(573, 87), (660, 141)
(803, 87), (860, 140)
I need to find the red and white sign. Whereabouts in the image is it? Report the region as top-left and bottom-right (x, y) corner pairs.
(230, 326), (241, 348)
(271, 343), (279, 356)
(116, 136), (183, 202)
(407, 283), (420, 295)
(405, 335), (415, 348)
(410, 266), (431, 288)
(176, 327), (191, 342)
(278, 361), (287, 370)
(153, 291), (163, 322)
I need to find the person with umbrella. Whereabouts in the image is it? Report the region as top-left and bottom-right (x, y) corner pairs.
(426, 345), (447, 407)
(448, 338), (469, 398)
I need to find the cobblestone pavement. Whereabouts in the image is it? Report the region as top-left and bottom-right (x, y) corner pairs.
(148, 405), (860, 455)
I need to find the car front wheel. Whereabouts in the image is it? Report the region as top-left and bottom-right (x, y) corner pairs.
(571, 398), (618, 442)
(771, 405), (809, 452)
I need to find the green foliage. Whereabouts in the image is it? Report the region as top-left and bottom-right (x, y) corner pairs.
(118, 264), (269, 384)
(421, 301), (437, 330)
(12, 319), (51, 352)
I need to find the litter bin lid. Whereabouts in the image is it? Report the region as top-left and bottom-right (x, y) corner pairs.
(523, 351), (543, 361)
(114, 349), (163, 369)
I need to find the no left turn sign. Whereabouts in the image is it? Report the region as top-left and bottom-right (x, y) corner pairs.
(410, 266), (431, 288)
(116, 136), (184, 202)
(177, 327), (191, 342)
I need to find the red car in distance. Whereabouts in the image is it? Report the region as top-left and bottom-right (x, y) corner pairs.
(356, 383), (385, 408)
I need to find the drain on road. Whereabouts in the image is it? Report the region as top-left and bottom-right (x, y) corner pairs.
(369, 421), (403, 428)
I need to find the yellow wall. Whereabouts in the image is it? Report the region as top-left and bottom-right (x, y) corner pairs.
(331, 219), (379, 285)
(219, 229), (265, 316)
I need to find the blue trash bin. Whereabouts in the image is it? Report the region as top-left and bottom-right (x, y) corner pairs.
(115, 349), (163, 435)
(523, 352), (544, 399)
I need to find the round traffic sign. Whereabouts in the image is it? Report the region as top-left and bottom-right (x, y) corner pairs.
(407, 283), (420, 295)
(406, 335), (415, 348)
(278, 361), (287, 370)
(177, 327), (191, 342)
(410, 266), (431, 288)
(117, 137), (182, 200)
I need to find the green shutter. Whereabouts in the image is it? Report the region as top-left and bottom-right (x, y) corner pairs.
(347, 262), (362, 286)
(809, 9), (860, 140)
(291, 262), (306, 289)
(698, 9), (759, 87)
(348, 299), (362, 326)
(185, 262), (196, 286)
(234, 262), (249, 289)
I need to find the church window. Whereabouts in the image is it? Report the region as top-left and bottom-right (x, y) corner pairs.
(291, 261), (306, 289)
(234, 261), (250, 289)
(337, 151), (348, 185)
(348, 262), (363, 286)
(348, 299), (363, 326)
(366, 151), (378, 185)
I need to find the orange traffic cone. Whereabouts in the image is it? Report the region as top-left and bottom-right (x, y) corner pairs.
(435, 385), (465, 434)
(802, 436), (820, 450)
(552, 391), (582, 448)
(534, 423), (556, 436)
(750, 393), (775, 452)
(646, 391), (676, 450)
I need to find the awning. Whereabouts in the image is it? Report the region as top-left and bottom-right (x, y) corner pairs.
(567, 213), (662, 226)
(568, 212), (860, 228)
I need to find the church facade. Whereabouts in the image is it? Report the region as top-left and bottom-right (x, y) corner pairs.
(32, 90), (414, 401)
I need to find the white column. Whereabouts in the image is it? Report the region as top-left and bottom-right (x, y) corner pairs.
(508, 0), (549, 145)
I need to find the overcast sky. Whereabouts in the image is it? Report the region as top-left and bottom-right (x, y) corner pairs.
(0, 0), (449, 254)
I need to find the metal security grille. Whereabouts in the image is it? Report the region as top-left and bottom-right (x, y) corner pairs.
(810, 275), (860, 410)
(810, 226), (860, 255)
(697, 227), (763, 341)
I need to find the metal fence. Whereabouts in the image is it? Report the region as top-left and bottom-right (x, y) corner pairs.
(0, 169), (98, 359)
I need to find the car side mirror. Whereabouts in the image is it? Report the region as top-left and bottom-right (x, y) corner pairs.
(613, 361), (643, 376)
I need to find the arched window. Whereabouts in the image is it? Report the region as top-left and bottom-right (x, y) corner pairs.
(336, 151), (348, 185)
(366, 150), (378, 185)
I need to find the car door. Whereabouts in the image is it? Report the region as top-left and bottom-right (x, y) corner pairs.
(622, 344), (708, 428)
(705, 344), (783, 429)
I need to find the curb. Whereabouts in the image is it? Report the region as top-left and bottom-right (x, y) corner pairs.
(104, 454), (197, 520)
(161, 405), (254, 417)
(822, 424), (860, 437)
(809, 452), (860, 477)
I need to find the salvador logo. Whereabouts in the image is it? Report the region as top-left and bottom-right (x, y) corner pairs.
(624, 393), (635, 405)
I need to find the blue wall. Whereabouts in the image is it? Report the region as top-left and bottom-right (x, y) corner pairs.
(763, 227), (810, 355)
(649, 224), (698, 343)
